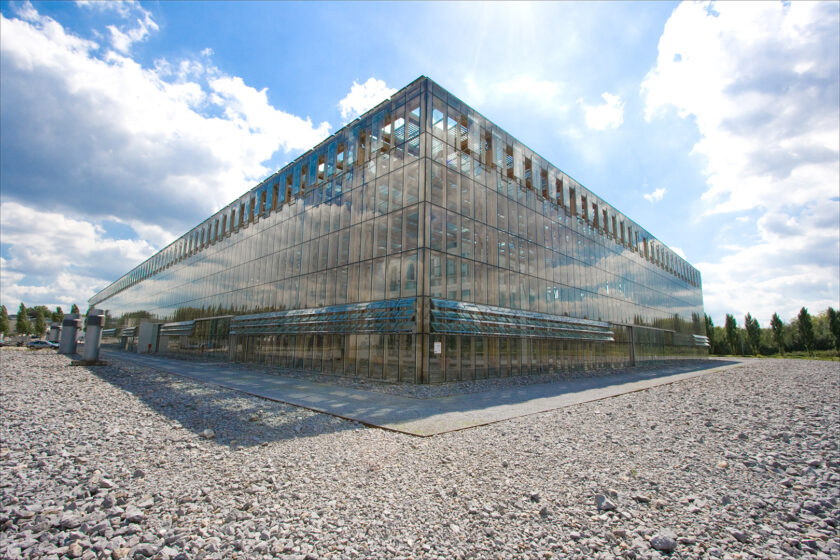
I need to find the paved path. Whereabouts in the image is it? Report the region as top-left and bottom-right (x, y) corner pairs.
(101, 350), (742, 436)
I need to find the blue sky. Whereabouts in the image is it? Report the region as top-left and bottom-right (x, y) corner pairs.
(1, 0), (838, 326)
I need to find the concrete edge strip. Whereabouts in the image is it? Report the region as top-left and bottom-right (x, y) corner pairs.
(394, 362), (746, 436)
(96, 353), (745, 437)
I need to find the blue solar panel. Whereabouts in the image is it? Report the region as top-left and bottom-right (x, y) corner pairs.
(230, 298), (416, 335)
(429, 298), (614, 341)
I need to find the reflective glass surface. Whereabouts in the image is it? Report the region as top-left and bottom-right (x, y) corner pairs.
(93, 77), (707, 383)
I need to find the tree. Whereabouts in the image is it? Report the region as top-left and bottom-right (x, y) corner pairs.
(54, 306), (65, 324)
(744, 313), (761, 356)
(724, 314), (738, 354)
(798, 307), (815, 357)
(770, 312), (785, 355)
(704, 314), (716, 354)
(0, 305), (9, 336)
(828, 307), (840, 355)
(70, 304), (80, 315)
(34, 308), (47, 338)
(30, 305), (52, 321)
(16, 302), (31, 335)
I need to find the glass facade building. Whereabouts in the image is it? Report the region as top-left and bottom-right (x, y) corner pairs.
(91, 77), (708, 383)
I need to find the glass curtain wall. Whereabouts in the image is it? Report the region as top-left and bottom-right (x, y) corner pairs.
(90, 77), (707, 383)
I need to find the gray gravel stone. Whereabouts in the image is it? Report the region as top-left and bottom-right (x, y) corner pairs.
(650, 528), (678, 551)
(123, 506), (144, 524)
(2, 350), (838, 560)
(594, 493), (617, 511)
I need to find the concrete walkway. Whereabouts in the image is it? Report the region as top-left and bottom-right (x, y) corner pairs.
(101, 350), (742, 436)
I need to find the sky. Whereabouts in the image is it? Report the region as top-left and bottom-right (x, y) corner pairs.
(0, 0), (838, 327)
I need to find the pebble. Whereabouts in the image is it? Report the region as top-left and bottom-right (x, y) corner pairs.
(730, 528), (750, 543)
(1, 350), (838, 560)
(594, 494), (617, 511)
(650, 528), (678, 552)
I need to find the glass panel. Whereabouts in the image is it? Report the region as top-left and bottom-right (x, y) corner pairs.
(460, 337), (473, 381)
(431, 163), (445, 207)
(360, 221), (373, 261)
(474, 263), (487, 305)
(389, 170), (403, 211)
(428, 335), (443, 383)
(460, 176), (473, 218)
(407, 95), (421, 140)
(400, 335), (416, 383)
(446, 211), (459, 255)
(387, 254), (401, 299)
(444, 256), (458, 300)
(429, 205), (444, 252)
(460, 217), (473, 259)
(446, 169), (459, 212)
(376, 174), (389, 216)
(356, 334), (370, 377)
(336, 266), (348, 305)
(460, 259), (473, 303)
(389, 211), (403, 254)
(474, 337), (486, 379)
(370, 334), (384, 379)
(375, 216), (389, 258)
(359, 261), (372, 302)
(402, 251), (418, 297)
(445, 336), (459, 382)
(405, 161), (420, 204)
(429, 251), (444, 299)
(385, 334), (399, 382)
(432, 97), (446, 139)
(404, 206), (419, 251)
(372, 257), (386, 301)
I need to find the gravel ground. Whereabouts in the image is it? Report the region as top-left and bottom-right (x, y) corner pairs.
(1, 348), (838, 560)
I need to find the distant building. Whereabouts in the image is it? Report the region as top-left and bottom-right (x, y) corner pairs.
(90, 77), (708, 383)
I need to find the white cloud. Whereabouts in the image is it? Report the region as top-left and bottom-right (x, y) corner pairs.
(583, 92), (624, 130)
(698, 204), (839, 325)
(0, 202), (156, 309)
(642, 1), (839, 216)
(0, 5), (332, 308)
(338, 78), (397, 121)
(75, 1), (133, 18)
(210, 76), (330, 153)
(644, 0), (839, 325)
(643, 187), (666, 203)
(0, 6), (330, 230)
(106, 9), (158, 53)
(76, 0), (159, 53)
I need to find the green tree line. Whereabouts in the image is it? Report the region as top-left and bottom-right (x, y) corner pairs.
(0, 302), (81, 337)
(705, 306), (840, 357)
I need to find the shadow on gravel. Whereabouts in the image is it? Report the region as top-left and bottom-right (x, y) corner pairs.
(87, 355), (362, 448)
